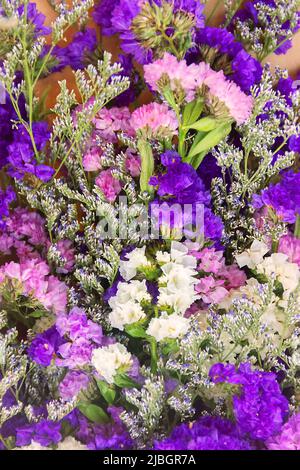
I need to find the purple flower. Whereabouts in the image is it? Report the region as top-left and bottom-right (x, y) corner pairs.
(56, 307), (103, 344)
(210, 363), (289, 441)
(0, 186), (15, 230)
(34, 420), (62, 447)
(65, 28), (97, 70)
(18, 3), (51, 37)
(28, 326), (62, 367)
(59, 371), (90, 401)
(154, 416), (252, 450)
(267, 413), (300, 450)
(252, 171), (300, 224)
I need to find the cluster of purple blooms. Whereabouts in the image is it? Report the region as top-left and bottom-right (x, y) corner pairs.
(253, 171), (300, 223)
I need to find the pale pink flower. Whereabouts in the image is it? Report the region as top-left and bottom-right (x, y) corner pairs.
(130, 103), (178, 139)
(144, 53), (200, 102)
(278, 234), (300, 266)
(83, 148), (102, 172)
(125, 150), (141, 177)
(191, 247), (225, 274)
(204, 70), (253, 125)
(93, 106), (134, 143)
(195, 276), (228, 304)
(95, 170), (122, 203)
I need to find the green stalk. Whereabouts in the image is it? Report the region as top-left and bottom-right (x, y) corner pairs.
(294, 214), (300, 239)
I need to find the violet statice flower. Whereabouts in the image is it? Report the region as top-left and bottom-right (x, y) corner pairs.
(18, 2), (51, 37)
(65, 28), (97, 70)
(28, 326), (63, 367)
(209, 363), (289, 441)
(190, 27), (262, 93)
(7, 122), (54, 182)
(266, 413), (300, 450)
(16, 420), (62, 448)
(252, 171), (300, 224)
(0, 186), (15, 230)
(76, 406), (133, 450)
(93, 0), (120, 36)
(59, 371), (90, 401)
(154, 416), (252, 450)
(108, 0), (205, 64)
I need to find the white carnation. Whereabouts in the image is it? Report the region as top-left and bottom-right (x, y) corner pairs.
(91, 343), (132, 384)
(146, 313), (190, 342)
(109, 280), (151, 309)
(257, 253), (300, 292)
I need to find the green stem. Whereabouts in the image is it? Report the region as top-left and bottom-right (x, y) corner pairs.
(207, 0), (223, 25)
(294, 214), (300, 239)
(150, 339), (158, 374)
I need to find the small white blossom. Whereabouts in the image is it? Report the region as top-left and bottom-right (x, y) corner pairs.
(109, 300), (146, 331)
(257, 253), (300, 292)
(91, 343), (132, 384)
(119, 247), (151, 281)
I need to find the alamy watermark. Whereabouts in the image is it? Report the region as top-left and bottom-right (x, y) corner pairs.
(96, 196), (205, 242)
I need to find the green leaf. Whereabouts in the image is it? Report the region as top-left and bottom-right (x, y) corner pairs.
(183, 116), (218, 132)
(182, 98), (204, 126)
(28, 310), (47, 318)
(125, 323), (147, 338)
(187, 123), (232, 161)
(97, 381), (116, 405)
(138, 139), (155, 193)
(114, 373), (141, 389)
(77, 402), (110, 424)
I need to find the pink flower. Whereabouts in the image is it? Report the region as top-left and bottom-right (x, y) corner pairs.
(130, 103), (178, 139)
(56, 240), (75, 274)
(95, 169), (122, 203)
(192, 247), (225, 274)
(278, 233), (300, 266)
(125, 150), (141, 177)
(218, 264), (247, 290)
(93, 106), (134, 143)
(204, 70), (253, 125)
(6, 208), (48, 247)
(144, 53), (200, 102)
(195, 276), (228, 304)
(83, 148), (102, 172)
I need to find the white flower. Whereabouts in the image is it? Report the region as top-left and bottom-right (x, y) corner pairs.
(91, 343), (132, 384)
(15, 441), (49, 450)
(158, 287), (198, 314)
(146, 313), (190, 342)
(109, 300), (146, 331)
(56, 437), (88, 451)
(235, 240), (269, 269)
(170, 241), (197, 268)
(257, 253), (300, 292)
(109, 280), (151, 309)
(156, 250), (171, 264)
(119, 247), (150, 281)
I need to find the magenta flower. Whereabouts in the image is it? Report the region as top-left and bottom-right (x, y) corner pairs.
(95, 170), (122, 203)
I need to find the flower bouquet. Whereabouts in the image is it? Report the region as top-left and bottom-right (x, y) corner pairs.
(0, 0), (300, 451)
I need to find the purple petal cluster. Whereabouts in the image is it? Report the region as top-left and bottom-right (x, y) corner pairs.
(55, 307), (104, 368)
(149, 152), (223, 242)
(266, 413), (300, 450)
(252, 171), (300, 223)
(28, 326), (63, 367)
(7, 121), (54, 182)
(59, 371), (90, 401)
(18, 2), (51, 37)
(16, 420), (62, 448)
(0, 186), (15, 230)
(210, 363), (289, 441)
(154, 416), (252, 450)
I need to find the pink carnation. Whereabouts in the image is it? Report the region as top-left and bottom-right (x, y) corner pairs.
(93, 106), (134, 143)
(83, 148), (102, 172)
(278, 233), (300, 266)
(144, 53), (200, 102)
(6, 208), (48, 247)
(95, 169), (122, 203)
(130, 103), (178, 138)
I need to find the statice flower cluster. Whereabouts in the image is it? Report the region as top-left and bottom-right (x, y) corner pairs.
(1, 0), (300, 453)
